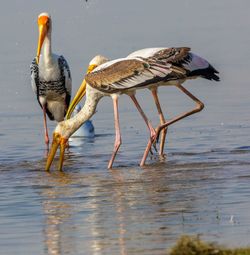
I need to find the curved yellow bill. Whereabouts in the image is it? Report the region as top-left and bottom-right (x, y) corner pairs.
(36, 16), (49, 64)
(45, 133), (68, 171)
(66, 64), (97, 119)
(58, 138), (67, 171)
(46, 64), (98, 171)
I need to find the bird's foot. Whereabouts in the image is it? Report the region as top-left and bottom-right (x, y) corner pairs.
(159, 153), (167, 161)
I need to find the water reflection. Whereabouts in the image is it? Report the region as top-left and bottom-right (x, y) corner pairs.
(38, 163), (224, 254)
(40, 172), (77, 255)
(1, 145), (250, 255)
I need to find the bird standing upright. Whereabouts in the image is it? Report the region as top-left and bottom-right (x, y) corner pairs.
(30, 12), (72, 147)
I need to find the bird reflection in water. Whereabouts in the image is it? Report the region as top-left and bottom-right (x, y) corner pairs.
(41, 172), (77, 255)
(39, 169), (133, 255)
(38, 164), (205, 254)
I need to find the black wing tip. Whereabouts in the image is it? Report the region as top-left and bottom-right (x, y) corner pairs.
(188, 64), (220, 82)
(201, 70), (220, 82)
(207, 64), (220, 81)
(207, 73), (220, 82)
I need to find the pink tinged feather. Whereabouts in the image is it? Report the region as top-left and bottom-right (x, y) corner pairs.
(150, 65), (171, 77)
(183, 53), (209, 71)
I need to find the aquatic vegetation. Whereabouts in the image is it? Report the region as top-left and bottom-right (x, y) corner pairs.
(169, 236), (250, 255)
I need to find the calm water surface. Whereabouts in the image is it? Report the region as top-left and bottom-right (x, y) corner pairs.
(0, 0), (250, 254)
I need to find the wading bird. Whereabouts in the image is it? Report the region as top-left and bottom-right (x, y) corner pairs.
(70, 104), (95, 138)
(45, 47), (219, 171)
(30, 12), (72, 147)
(126, 48), (219, 165)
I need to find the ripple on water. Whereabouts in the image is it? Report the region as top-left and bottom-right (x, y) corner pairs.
(1, 142), (250, 254)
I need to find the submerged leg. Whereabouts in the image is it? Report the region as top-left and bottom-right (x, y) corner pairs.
(140, 84), (204, 166)
(108, 95), (122, 169)
(151, 88), (167, 157)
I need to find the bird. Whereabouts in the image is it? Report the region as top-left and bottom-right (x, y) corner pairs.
(126, 48), (219, 165)
(46, 54), (157, 171)
(70, 104), (95, 138)
(67, 48), (219, 160)
(45, 47), (219, 171)
(30, 12), (72, 147)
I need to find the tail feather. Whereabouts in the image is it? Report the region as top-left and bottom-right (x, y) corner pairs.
(188, 64), (220, 81)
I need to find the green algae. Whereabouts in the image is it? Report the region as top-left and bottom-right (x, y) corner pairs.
(169, 236), (250, 255)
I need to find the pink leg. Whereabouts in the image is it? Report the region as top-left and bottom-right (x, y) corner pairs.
(151, 88), (167, 157)
(108, 95), (122, 169)
(140, 84), (204, 166)
(130, 94), (156, 142)
(43, 106), (50, 146)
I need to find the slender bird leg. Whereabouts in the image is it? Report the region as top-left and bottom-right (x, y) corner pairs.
(151, 88), (167, 158)
(42, 106), (50, 146)
(140, 84), (204, 167)
(108, 95), (122, 169)
(130, 94), (156, 144)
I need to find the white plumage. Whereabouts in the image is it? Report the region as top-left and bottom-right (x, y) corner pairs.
(46, 47), (219, 171)
(30, 12), (72, 146)
(70, 104), (95, 138)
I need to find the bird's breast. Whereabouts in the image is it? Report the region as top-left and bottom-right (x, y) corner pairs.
(38, 60), (66, 96)
(38, 79), (66, 97)
(39, 66), (61, 81)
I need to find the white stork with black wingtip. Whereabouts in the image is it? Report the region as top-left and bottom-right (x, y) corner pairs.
(45, 47), (219, 171)
(126, 47), (219, 164)
(30, 12), (72, 146)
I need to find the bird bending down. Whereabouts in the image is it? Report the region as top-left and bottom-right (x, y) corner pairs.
(45, 47), (219, 171)
(48, 55), (157, 170)
(30, 12), (72, 147)
(126, 48), (219, 164)
(70, 104), (95, 138)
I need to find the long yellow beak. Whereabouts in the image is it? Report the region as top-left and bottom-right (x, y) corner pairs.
(45, 133), (68, 171)
(46, 64), (98, 171)
(36, 23), (47, 64)
(66, 64), (97, 119)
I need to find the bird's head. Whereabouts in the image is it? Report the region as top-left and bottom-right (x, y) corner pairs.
(36, 12), (51, 64)
(65, 55), (109, 119)
(45, 122), (69, 172)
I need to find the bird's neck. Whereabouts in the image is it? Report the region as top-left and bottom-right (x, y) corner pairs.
(60, 87), (103, 138)
(42, 32), (53, 64)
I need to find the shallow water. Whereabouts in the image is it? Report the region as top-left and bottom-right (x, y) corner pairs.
(0, 0), (250, 254)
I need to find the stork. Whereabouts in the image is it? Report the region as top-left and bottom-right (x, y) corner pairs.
(30, 12), (71, 147)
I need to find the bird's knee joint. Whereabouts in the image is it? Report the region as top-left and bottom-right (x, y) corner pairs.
(197, 102), (205, 111)
(115, 138), (122, 150)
